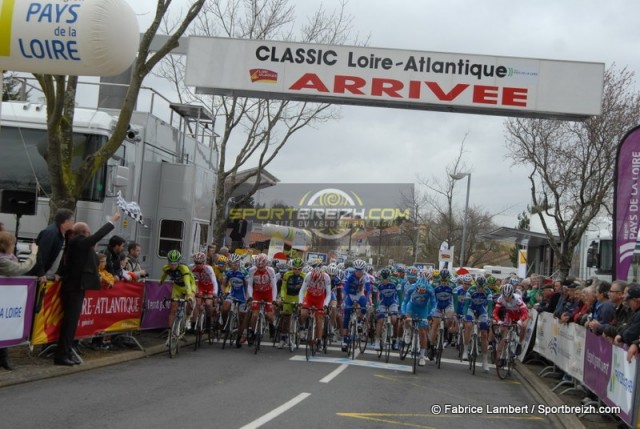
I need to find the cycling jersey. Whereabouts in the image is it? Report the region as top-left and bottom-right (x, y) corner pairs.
(375, 279), (399, 318)
(281, 271), (305, 303)
(463, 285), (493, 330)
(493, 295), (528, 323)
(453, 285), (467, 316)
(401, 279), (436, 327)
(224, 269), (248, 302)
(160, 264), (196, 299)
(342, 272), (369, 329)
(189, 263), (218, 297)
(298, 272), (332, 311)
(247, 266), (277, 311)
(432, 280), (455, 309)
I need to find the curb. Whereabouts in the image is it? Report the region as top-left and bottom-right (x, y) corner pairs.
(0, 340), (189, 389)
(514, 363), (586, 429)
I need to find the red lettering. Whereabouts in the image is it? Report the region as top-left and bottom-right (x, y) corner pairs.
(425, 82), (469, 101)
(288, 73), (329, 92)
(408, 80), (421, 99)
(334, 75), (366, 94)
(502, 87), (528, 107)
(371, 78), (404, 97)
(472, 85), (499, 104)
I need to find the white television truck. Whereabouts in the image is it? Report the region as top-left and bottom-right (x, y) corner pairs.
(0, 96), (217, 277)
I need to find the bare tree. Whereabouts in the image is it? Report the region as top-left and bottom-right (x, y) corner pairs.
(153, 0), (365, 244)
(35, 0), (206, 215)
(505, 66), (640, 279)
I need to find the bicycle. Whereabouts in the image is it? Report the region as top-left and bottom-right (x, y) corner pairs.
(302, 306), (320, 361)
(456, 315), (465, 361)
(377, 309), (394, 363)
(399, 316), (427, 374)
(163, 297), (190, 358)
(193, 296), (217, 350)
(434, 316), (456, 369)
(345, 305), (368, 359)
(251, 300), (269, 355)
(287, 303), (300, 352)
(466, 320), (481, 375)
(321, 307), (335, 354)
(221, 297), (243, 349)
(493, 323), (520, 379)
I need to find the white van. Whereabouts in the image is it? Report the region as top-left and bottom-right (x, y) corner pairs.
(482, 265), (517, 280)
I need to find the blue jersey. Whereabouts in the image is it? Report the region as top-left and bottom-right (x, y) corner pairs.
(401, 279), (436, 315)
(463, 286), (493, 315)
(343, 272), (369, 297)
(375, 280), (398, 307)
(432, 280), (455, 309)
(453, 285), (467, 315)
(225, 270), (248, 302)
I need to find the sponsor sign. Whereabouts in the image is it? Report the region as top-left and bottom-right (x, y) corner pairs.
(186, 37), (604, 120)
(0, 277), (36, 347)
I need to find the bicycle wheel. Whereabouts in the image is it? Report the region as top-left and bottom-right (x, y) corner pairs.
(495, 342), (510, 379)
(377, 324), (385, 359)
(349, 320), (357, 359)
(288, 317), (298, 352)
(412, 328), (419, 374)
(272, 314), (282, 348)
(399, 325), (411, 360)
(169, 318), (180, 358)
(221, 311), (233, 349)
(384, 322), (392, 363)
(305, 318), (312, 361)
(507, 335), (517, 376)
(254, 314), (263, 355)
(470, 335), (477, 375)
(322, 314), (330, 354)
(435, 327), (444, 369)
(310, 317), (317, 357)
(194, 311), (205, 351)
(358, 320), (368, 353)
(457, 325), (465, 361)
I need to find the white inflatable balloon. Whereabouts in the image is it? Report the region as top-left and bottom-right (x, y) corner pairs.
(0, 0), (139, 76)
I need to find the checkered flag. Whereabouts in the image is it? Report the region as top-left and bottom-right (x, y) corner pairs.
(116, 191), (147, 227)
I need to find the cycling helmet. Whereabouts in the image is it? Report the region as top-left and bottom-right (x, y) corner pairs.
(396, 266), (406, 273)
(336, 262), (345, 270)
(254, 254), (268, 268)
(290, 258), (304, 269)
(167, 249), (182, 263)
(440, 269), (451, 280)
(229, 254), (243, 264)
(406, 266), (418, 278)
(461, 273), (473, 284)
(326, 265), (339, 276)
(476, 276), (487, 287)
(277, 263), (289, 273)
(502, 283), (515, 298)
(217, 255), (228, 265)
(302, 265), (312, 274)
(353, 259), (367, 270)
(508, 277), (520, 286)
(193, 251), (206, 264)
(379, 268), (391, 279)
(432, 269), (440, 279)
(486, 275), (497, 286)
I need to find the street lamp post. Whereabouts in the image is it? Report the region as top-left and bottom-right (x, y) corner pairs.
(450, 172), (471, 268)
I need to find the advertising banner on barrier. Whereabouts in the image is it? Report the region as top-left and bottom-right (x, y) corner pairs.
(31, 280), (145, 345)
(533, 312), (585, 381)
(140, 281), (172, 330)
(75, 281), (144, 338)
(584, 330), (612, 399)
(0, 277), (37, 347)
(607, 345), (637, 425)
(519, 309), (538, 361)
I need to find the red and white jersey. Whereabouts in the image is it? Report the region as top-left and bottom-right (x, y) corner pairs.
(298, 272), (332, 307)
(189, 263), (218, 296)
(247, 266), (277, 300)
(492, 294), (528, 321)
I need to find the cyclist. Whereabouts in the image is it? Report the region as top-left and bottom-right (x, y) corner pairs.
(428, 268), (457, 360)
(298, 266), (332, 346)
(373, 268), (399, 351)
(220, 253), (249, 345)
(160, 250), (196, 334)
(462, 275), (493, 372)
(189, 251), (219, 332)
(492, 283), (529, 364)
(213, 255), (228, 293)
(341, 259), (370, 352)
(246, 254), (277, 344)
(326, 264), (343, 342)
(277, 257), (305, 348)
(401, 274), (436, 366)
(452, 273), (472, 345)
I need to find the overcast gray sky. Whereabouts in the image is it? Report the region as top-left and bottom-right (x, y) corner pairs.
(126, 0), (639, 229)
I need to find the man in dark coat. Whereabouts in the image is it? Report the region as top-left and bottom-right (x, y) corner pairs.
(27, 208), (74, 282)
(53, 210), (121, 366)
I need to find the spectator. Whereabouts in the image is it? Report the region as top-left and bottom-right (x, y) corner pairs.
(586, 282), (615, 334)
(26, 208), (74, 283)
(119, 254), (137, 281)
(124, 242), (147, 278)
(97, 253), (115, 288)
(556, 281), (581, 324)
(602, 280), (631, 341)
(104, 235), (126, 280)
(614, 284), (640, 348)
(535, 278), (560, 313)
(574, 286), (596, 325)
(53, 210), (121, 366)
(0, 231), (38, 370)
(206, 243), (218, 266)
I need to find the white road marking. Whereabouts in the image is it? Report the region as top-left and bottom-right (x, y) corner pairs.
(290, 355), (413, 372)
(319, 364), (349, 383)
(239, 392), (311, 429)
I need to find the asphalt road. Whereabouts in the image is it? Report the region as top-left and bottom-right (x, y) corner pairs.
(0, 339), (554, 429)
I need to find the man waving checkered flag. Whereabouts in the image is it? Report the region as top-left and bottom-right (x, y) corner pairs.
(116, 191), (147, 227)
